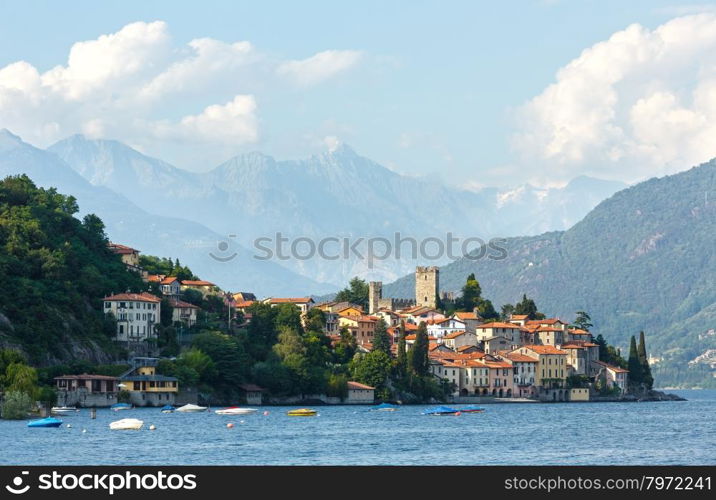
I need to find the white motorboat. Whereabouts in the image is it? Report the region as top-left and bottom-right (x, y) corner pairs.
(214, 407), (258, 415)
(175, 404), (208, 413)
(109, 418), (144, 430)
(51, 406), (79, 415)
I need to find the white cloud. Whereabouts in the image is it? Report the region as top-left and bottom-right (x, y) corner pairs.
(149, 95), (258, 144)
(277, 50), (362, 86)
(512, 13), (716, 183)
(0, 21), (362, 167)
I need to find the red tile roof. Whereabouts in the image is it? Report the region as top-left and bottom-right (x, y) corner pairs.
(522, 345), (568, 355)
(108, 243), (139, 254)
(181, 280), (215, 287)
(347, 381), (375, 390)
(477, 322), (523, 329)
(168, 298), (199, 309)
(104, 292), (161, 303)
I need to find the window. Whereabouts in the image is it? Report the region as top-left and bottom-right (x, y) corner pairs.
(118, 325), (124, 334)
(104, 302), (111, 309)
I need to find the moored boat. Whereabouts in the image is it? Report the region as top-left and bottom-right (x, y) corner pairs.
(51, 406), (79, 415)
(160, 405), (176, 413)
(27, 417), (63, 428)
(459, 405), (485, 413)
(370, 403), (399, 411)
(422, 406), (461, 416)
(109, 418), (144, 430)
(287, 408), (317, 417)
(175, 404), (208, 413)
(215, 407), (258, 415)
(110, 403), (133, 411)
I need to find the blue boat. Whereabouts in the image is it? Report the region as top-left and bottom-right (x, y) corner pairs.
(111, 403), (133, 411)
(27, 417), (63, 428)
(370, 403), (399, 411)
(422, 406), (461, 416)
(460, 405), (485, 413)
(160, 405), (176, 413)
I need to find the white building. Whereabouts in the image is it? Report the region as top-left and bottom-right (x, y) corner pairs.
(427, 317), (467, 339)
(103, 292), (161, 343)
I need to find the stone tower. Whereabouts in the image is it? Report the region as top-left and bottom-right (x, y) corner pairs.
(368, 281), (382, 314)
(415, 266), (439, 309)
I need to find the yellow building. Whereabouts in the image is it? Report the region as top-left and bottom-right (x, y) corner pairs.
(512, 345), (568, 388)
(119, 357), (178, 407)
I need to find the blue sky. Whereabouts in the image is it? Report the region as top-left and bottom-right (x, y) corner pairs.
(1, 0), (716, 186)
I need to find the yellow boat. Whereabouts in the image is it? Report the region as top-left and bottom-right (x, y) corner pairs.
(287, 408), (317, 417)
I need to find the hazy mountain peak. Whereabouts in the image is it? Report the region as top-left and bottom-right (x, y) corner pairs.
(0, 128), (25, 152)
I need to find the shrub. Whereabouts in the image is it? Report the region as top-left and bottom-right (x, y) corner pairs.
(1, 391), (33, 419)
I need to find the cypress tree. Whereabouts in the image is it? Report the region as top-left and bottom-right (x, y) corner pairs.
(372, 319), (391, 356)
(396, 321), (407, 375)
(627, 336), (643, 387)
(410, 322), (429, 376)
(637, 331), (654, 390)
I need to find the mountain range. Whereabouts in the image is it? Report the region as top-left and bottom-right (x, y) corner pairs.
(384, 159), (716, 388)
(45, 133), (625, 286)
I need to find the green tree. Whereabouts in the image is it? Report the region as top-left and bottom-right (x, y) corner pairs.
(410, 322), (429, 376)
(476, 298), (499, 321)
(275, 303), (304, 335)
(513, 294), (544, 320)
(396, 321), (407, 375)
(372, 319), (391, 356)
(305, 307), (326, 333)
(4, 363), (38, 397)
(627, 335), (643, 387)
(1, 391), (33, 420)
(500, 303), (515, 321)
(333, 326), (357, 365)
(460, 273), (482, 312)
(334, 277), (369, 309)
(637, 331), (654, 390)
(352, 350), (392, 392)
(572, 311), (593, 331)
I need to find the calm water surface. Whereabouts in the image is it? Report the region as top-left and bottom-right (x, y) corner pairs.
(1, 390), (714, 465)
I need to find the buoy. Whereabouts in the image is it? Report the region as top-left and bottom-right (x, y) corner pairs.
(82, 429), (87, 433)
(149, 425), (156, 431)
(226, 423), (234, 429)
(455, 412), (461, 416)
(263, 411), (269, 416)
(66, 424), (72, 428)
(240, 420), (245, 424)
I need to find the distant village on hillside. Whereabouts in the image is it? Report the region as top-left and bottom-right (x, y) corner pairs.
(50, 242), (635, 409)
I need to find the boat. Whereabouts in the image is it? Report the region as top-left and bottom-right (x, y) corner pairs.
(287, 408), (317, 417)
(215, 407), (258, 415)
(110, 403), (133, 411)
(51, 406), (79, 415)
(27, 417), (63, 428)
(160, 405), (176, 413)
(109, 418), (144, 430)
(422, 406), (461, 416)
(175, 404), (208, 413)
(459, 405), (485, 413)
(370, 403), (399, 411)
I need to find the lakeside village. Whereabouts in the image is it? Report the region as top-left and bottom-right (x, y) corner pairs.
(19, 242), (658, 413)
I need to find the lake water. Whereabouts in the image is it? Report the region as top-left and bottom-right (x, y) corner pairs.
(1, 390), (714, 465)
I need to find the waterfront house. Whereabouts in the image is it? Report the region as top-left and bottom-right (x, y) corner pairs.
(569, 388), (590, 401)
(103, 292), (161, 344)
(499, 351), (538, 397)
(346, 381), (375, 403)
(484, 360), (515, 397)
(460, 360), (490, 396)
(119, 357), (179, 407)
(591, 360), (629, 393)
(55, 374), (119, 408)
(561, 341), (600, 376)
(512, 345), (569, 389)
(238, 383), (264, 405)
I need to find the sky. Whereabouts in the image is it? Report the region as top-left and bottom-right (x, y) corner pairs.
(1, 0), (716, 188)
